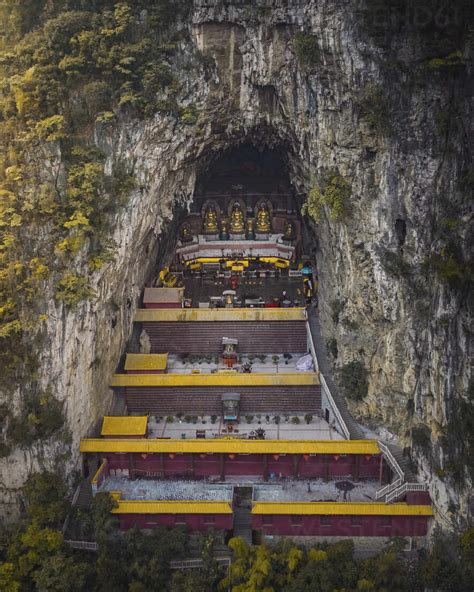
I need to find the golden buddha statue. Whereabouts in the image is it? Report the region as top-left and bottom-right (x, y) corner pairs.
(283, 221), (296, 241)
(203, 206), (218, 234)
(179, 222), (193, 243)
(230, 205), (245, 233)
(256, 203), (271, 233)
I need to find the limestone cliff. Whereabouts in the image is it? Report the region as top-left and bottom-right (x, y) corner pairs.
(1, 0), (471, 527)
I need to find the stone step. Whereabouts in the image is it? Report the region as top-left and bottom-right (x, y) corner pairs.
(307, 310), (365, 440)
(385, 443), (418, 482)
(74, 480), (93, 508)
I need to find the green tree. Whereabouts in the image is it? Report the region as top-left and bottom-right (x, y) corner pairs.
(23, 471), (69, 528)
(33, 553), (92, 592)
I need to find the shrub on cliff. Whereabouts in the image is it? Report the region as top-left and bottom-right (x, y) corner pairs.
(338, 360), (369, 401)
(293, 33), (320, 70)
(303, 171), (352, 224)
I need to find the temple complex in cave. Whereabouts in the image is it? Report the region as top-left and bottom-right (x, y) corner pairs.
(78, 146), (432, 544)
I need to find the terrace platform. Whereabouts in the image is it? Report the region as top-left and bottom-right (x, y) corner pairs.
(146, 414), (344, 441)
(100, 477), (233, 502)
(179, 275), (305, 308)
(164, 352), (309, 374)
(253, 479), (379, 503)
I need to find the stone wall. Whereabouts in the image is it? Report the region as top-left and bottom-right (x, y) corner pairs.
(0, 0), (470, 527)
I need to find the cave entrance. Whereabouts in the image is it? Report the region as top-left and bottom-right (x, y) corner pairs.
(153, 143), (316, 309)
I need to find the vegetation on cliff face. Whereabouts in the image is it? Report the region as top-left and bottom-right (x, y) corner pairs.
(303, 171), (352, 224)
(0, 1), (188, 415)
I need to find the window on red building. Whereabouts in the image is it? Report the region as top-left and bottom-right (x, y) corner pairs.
(381, 516), (392, 526)
(175, 514), (186, 524)
(320, 515), (331, 525)
(290, 515), (302, 525)
(204, 514), (215, 524)
(262, 515), (273, 525)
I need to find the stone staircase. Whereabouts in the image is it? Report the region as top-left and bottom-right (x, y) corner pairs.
(74, 478), (93, 508)
(385, 442), (417, 482)
(232, 487), (253, 545)
(307, 310), (365, 440)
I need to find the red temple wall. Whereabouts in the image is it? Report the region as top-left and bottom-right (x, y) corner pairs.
(102, 453), (387, 481)
(251, 514), (429, 537)
(406, 491), (432, 505)
(118, 513), (233, 531)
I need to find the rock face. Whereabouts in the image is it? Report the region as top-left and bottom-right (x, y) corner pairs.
(1, 0), (471, 526)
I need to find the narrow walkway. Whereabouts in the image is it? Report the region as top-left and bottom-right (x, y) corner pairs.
(385, 442), (418, 482)
(232, 487), (253, 545)
(307, 309), (365, 440)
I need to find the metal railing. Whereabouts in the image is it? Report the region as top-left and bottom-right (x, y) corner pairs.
(62, 483), (82, 534)
(306, 322), (351, 440)
(64, 540), (98, 551)
(375, 477), (404, 501)
(375, 442), (405, 500)
(386, 482), (427, 504)
(170, 557), (231, 570)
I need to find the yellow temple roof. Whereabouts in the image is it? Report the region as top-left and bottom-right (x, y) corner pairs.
(134, 307), (307, 323)
(80, 438), (380, 455)
(124, 353), (168, 371)
(251, 502), (433, 516)
(111, 372), (318, 388)
(111, 497), (232, 515)
(101, 416), (148, 436)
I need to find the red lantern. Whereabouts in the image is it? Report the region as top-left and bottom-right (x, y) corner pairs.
(333, 454), (340, 461)
(200, 454), (206, 459)
(303, 454), (310, 461)
(168, 453), (175, 459)
(273, 454), (280, 461)
(228, 453), (235, 460)
(141, 453), (148, 459)
(365, 455), (372, 461)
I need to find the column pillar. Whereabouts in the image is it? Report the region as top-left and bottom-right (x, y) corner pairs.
(129, 453), (135, 479)
(190, 453), (195, 478)
(353, 455), (360, 482)
(160, 452), (165, 478)
(324, 455), (330, 482)
(220, 453), (225, 480)
(379, 455), (384, 485)
(293, 454), (300, 478)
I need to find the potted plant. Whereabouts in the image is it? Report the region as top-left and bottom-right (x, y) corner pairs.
(166, 416), (174, 423)
(272, 355), (279, 365)
(192, 415), (198, 424)
(177, 412), (184, 423)
(245, 415), (254, 424)
(211, 415), (218, 424)
(256, 414), (262, 425)
(184, 415), (192, 424)
(304, 414), (313, 425)
(291, 416), (300, 425)
(273, 415), (281, 425)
